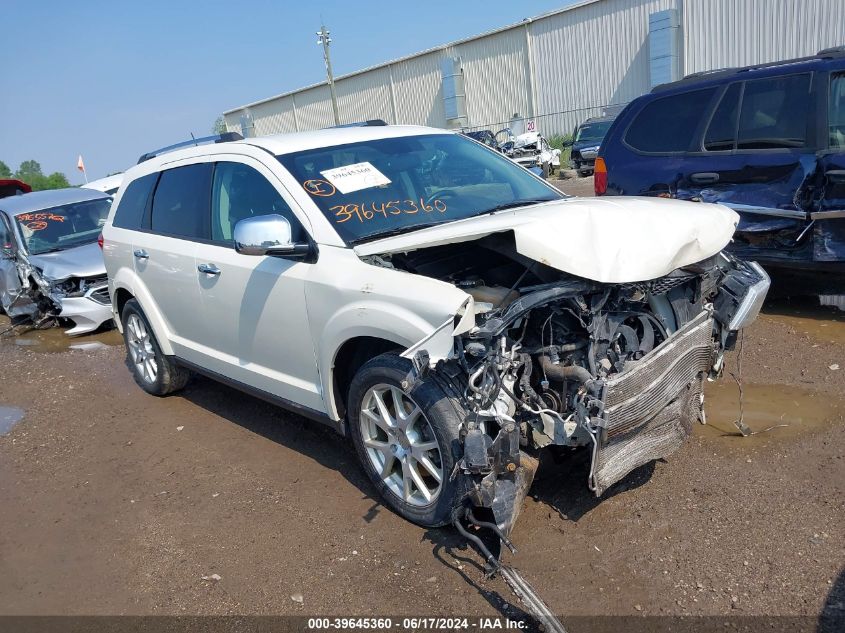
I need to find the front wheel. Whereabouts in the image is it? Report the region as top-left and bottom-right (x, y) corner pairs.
(347, 353), (468, 527)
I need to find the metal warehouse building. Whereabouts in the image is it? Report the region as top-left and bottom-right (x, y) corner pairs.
(223, 0), (845, 139)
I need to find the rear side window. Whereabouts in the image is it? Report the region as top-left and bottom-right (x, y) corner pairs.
(150, 164), (212, 239)
(625, 88), (716, 153)
(704, 83), (742, 151)
(113, 173), (156, 229)
(737, 73), (811, 149)
(829, 72), (845, 149)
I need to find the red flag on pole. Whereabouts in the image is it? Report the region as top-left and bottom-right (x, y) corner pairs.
(77, 155), (85, 172)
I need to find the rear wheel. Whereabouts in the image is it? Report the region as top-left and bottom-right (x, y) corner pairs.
(348, 353), (468, 527)
(121, 299), (190, 396)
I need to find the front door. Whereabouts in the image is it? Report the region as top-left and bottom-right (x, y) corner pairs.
(191, 158), (323, 412)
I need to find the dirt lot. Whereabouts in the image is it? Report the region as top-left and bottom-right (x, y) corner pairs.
(1, 177), (843, 627)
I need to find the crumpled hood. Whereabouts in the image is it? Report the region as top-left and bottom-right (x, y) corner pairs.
(26, 241), (106, 281)
(355, 197), (739, 283)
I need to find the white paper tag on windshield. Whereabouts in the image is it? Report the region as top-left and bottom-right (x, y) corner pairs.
(320, 161), (391, 194)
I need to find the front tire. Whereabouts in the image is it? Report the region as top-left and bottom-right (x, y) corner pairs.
(348, 353), (468, 527)
(121, 299), (190, 396)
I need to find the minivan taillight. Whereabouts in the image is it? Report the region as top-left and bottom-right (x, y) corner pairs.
(97, 232), (104, 249)
(594, 158), (608, 196)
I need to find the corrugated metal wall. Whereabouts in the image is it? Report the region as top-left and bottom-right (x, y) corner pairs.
(224, 0), (845, 139)
(682, 0), (845, 75)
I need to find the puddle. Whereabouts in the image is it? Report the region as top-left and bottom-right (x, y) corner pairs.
(761, 297), (845, 345)
(696, 381), (842, 443)
(0, 406), (25, 436)
(0, 316), (122, 354)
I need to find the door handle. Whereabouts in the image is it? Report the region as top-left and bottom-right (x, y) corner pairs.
(689, 172), (720, 185)
(133, 249), (149, 260)
(197, 263), (221, 276)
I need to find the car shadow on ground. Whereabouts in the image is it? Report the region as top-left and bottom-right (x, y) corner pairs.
(528, 448), (657, 522)
(171, 372), (389, 516)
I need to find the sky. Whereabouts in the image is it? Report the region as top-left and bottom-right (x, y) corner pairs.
(1, 0), (578, 184)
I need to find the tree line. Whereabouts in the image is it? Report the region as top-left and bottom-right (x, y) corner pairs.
(0, 159), (70, 191)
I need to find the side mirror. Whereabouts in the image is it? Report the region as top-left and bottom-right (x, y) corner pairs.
(233, 215), (311, 259)
(562, 139), (573, 148)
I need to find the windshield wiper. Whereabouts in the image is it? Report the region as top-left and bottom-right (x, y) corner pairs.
(352, 221), (447, 244)
(481, 198), (557, 215)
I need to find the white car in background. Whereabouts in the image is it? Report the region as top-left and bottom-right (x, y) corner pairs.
(82, 173), (123, 196)
(101, 125), (768, 539)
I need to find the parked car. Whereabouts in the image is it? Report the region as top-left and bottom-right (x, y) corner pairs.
(82, 173), (123, 196)
(497, 129), (561, 177)
(567, 115), (616, 176)
(102, 126), (767, 538)
(597, 46), (845, 294)
(0, 179), (32, 199)
(0, 188), (113, 334)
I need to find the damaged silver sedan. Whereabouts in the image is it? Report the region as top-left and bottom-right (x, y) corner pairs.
(0, 188), (113, 335)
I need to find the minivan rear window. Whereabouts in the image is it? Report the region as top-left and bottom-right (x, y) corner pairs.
(625, 88), (716, 153)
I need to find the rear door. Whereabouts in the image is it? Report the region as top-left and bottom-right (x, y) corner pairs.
(675, 72), (818, 264)
(812, 67), (845, 263)
(131, 162), (211, 360)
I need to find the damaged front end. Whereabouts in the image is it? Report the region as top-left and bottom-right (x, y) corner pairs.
(0, 247), (111, 335)
(400, 251), (769, 537)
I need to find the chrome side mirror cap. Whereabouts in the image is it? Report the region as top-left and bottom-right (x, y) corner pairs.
(233, 215), (311, 259)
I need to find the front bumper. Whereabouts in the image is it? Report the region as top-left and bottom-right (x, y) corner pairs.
(590, 310), (714, 495)
(59, 282), (113, 336)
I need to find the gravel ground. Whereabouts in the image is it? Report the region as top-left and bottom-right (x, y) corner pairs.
(0, 177), (843, 626)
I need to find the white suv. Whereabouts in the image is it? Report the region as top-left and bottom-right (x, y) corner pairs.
(102, 125), (769, 536)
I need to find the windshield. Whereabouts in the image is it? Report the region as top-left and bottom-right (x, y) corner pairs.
(278, 133), (562, 244)
(15, 198), (111, 255)
(575, 121), (612, 144)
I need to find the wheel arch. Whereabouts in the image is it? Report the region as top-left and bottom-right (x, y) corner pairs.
(331, 336), (404, 424)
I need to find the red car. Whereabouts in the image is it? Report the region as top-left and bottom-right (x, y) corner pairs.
(0, 179), (32, 199)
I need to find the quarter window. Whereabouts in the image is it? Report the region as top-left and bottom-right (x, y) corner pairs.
(625, 88), (717, 153)
(210, 162), (303, 243)
(830, 72), (845, 149)
(150, 163), (212, 239)
(113, 173), (156, 230)
(736, 74), (811, 149)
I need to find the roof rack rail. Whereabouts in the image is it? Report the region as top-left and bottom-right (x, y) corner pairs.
(137, 132), (244, 164)
(818, 45), (845, 55)
(327, 119), (388, 129)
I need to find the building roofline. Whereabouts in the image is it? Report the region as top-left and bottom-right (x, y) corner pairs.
(223, 0), (603, 116)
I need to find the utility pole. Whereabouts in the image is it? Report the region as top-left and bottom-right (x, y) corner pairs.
(317, 24), (340, 125)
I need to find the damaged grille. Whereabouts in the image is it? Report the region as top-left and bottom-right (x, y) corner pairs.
(592, 310), (713, 495)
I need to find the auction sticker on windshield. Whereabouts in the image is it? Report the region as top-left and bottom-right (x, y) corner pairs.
(320, 162), (391, 194)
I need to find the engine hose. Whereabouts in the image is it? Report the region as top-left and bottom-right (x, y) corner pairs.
(518, 353), (543, 406)
(538, 355), (599, 394)
(526, 340), (587, 355)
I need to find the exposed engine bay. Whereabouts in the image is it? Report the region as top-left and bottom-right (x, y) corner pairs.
(368, 232), (770, 535)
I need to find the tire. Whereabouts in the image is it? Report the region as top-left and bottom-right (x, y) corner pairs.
(348, 352), (469, 527)
(541, 161), (550, 179)
(121, 298), (190, 396)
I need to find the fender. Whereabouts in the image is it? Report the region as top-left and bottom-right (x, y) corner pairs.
(109, 265), (176, 356)
(318, 299), (457, 421)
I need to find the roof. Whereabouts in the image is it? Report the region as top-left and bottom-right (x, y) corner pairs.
(224, 0), (604, 115)
(81, 174), (124, 193)
(131, 125), (451, 171)
(0, 187), (111, 216)
(652, 46), (845, 93)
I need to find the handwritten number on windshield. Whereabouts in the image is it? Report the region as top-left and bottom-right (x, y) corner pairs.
(332, 198), (447, 224)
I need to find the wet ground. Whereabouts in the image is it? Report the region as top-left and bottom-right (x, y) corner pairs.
(0, 297), (843, 624)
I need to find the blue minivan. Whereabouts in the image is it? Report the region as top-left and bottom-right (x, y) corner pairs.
(597, 47), (845, 293)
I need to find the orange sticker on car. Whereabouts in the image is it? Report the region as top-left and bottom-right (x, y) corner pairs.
(302, 179), (337, 197)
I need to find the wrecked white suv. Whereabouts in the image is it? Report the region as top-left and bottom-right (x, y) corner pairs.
(102, 125), (769, 537)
